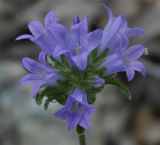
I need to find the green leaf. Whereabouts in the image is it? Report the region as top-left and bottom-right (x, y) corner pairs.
(105, 76), (132, 100)
(35, 93), (44, 105)
(35, 87), (56, 106)
(44, 98), (51, 110)
(87, 94), (96, 104)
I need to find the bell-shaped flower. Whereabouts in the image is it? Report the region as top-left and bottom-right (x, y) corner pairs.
(99, 4), (145, 54)
(101, 36), (146, 81)
(20, 52), (61, 97)
(48, 17), (102, 71)
(16, 10), (68, 59)
(54, 88), (96, 130)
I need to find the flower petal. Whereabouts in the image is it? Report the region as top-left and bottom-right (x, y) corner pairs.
(101, 54), (123, 76)
(28, 21), (45, 38)
(124, 45), (145, 61)
(54, 108), (68, 120)
(70, 88), (88, 104)
(71, 17), (88, 46)
(22, 57), (44, 73)
(71, 52), (88, 71)
(19, 74), (41, 85)
(48, 23), (69, 45)
(16, 34), (34, 41)
(38, 51), (46, 65)
(68, 115), (81, 130)
(94, 76), (105, 87)
(108, 33), (128, 54)
(87, 29), (102, 52)
(45, 10), (59, 27)
(130, 61), (146, 76)
(79, 115), (91, 129)
(126, 27), (145, 37)
(33, 32), (57, 55)
(72, 16), (80, 25)
(124, 65), (135, 81)
(52, 44), (68, 59)
(31, 83), (44, 98)
(100, 4), (124, 52)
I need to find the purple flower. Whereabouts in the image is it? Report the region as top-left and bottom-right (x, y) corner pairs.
(20, 52), (61, 97)
(101, 44), (146, 81)
(16, 10), (68, 59)
(54, 88), (96, 130)
(48, 17), (102, 71)
(99, 4), (145, 54)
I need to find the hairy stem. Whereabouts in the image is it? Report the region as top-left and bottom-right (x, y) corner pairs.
(79, 133), (86, 145)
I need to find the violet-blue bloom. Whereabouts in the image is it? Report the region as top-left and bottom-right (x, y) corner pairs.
(20, 52), (61, 97)
(99, 4), (145, 54)
(101, 44), (146, 81)
(16, 10), (68, 59)
(54, 88), (96, 130)
(48, 16), (102, 71)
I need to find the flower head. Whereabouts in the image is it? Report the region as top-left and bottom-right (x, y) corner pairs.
(17, 3), (147, 131)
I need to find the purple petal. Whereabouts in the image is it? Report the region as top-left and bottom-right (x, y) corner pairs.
(19, 74), (41, 85)
(33, 33), (57, 55)
(87, 105), (96, 114)
(130, 61), (146, 76)
(68, 115), (81, 130)
(72, 16), (80, 25)
(71, 17), (88, 46)
(32, 83), (44, 98)
(94, 76), (105, 87)
(71, 52), (88, 71)
(48, 23), (69, 45)
(45, 74), (59, 86)
(109, 33), (128, 54)
(100, 4), (124, 52)
(22, 57), (44, 73)
(70, 88), (88, 104)
(16, 34), (34, 41)
(101, 54), (123, 76)
(79, 115), (91, 129)
(126, 27), (145, 37)
(124, 45), (145, 61)
(52, 44), (68, 59)
(124, 66), (135, 81)
(87, 29), (102, 52)
(45, 10), (59, 27)
(38, 51), (46, 65)
(28, 21), (45, 38)
(54, 108), (67, 120)
(101, 3), (113, 21)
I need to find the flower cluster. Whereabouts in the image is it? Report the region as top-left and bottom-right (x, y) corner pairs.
(17, 4), (146, 132)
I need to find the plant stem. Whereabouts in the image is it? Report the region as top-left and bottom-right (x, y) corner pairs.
(79, 133), (86, 145)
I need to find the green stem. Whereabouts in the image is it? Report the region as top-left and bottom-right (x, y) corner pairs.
(79, 133), (86, 145)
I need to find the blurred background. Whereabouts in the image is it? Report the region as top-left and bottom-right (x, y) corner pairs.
(0, 0), (160, 145)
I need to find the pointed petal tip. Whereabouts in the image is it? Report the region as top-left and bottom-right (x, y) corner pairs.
(100, 2), (113, 18)
(15, 34), (33, 41)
